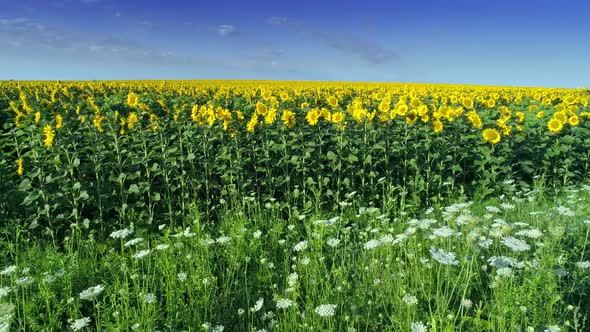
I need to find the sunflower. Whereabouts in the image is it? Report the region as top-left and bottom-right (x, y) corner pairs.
(433, 120), (443, 133)
(127, 112), (139, 129)
(568, 115), (579, 126)
(396, 104), (408, 116)
(536, 111), (544, 119)
(320, 108), (332, 121)
(43, 124), (55, 147)
(306, 109), (320, 126)
(466, 111), (483, 128)
(378, 99), (390, 113)
(482, 128), (501, 144)
(127, 92), (139, 107)
(256, 101), (268, 116)
(462, 97), (474, 109)
(563, 95), (575, 105)
(547, 118), (563, 133)
(554, 111), (567, 123)
(264, 108), (277, 125)
(280, 91), (289, 101)
(331, 111), (345, 124)
(246, 114), (258, 133)
(16, 158), (24, 176)
(410, 98), (421, 108)
(406, 110), (418, 124)
(281, 110), (296, 128)
(327, 96), (339, 108)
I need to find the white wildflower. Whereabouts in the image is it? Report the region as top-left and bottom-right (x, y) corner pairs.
(253, 230), (262, 238)
(402, 294), (418, 306)
(132, 249), (150, 260)
(432, 226), (455, 238)
(485, 206), (501, 214)
(429, 247), (459, 266)
(276, 298), (293, 309)
(109, 228), (134, 239)
(178, 272), (187, 281)
(545, 325), (561, 332)
(155, 244), (169, 251)
(253, 298), (264, 312)
(411, 321), (428, 332)
(500, 203), (515, 210)
(15, 276), (34, 286)
(287, 272), (298, 287)
(216, 235), (231, 244)
(555, 206), (575, 217)
(488, 256), (523, 268)
(69, 317), (91, 331)
(79, 284), (105, 300)
(461, 298), (473, 309)
(0, 265), (16, 277)
(142, 293), (156, 304)
(575, 261), (590, 269)
(363, 239), (381, 250)
(326, 238), (341, 248)
(379, 234), (394, 244)
(315, 304), (336, 317)
(123, 238), (144, 247)
(501, 236), (530, 252)
(0, 287), (11, 299)
(496, 267), (513, 278)
(515, 228), (543, 239)
(293, 240), (308, 252)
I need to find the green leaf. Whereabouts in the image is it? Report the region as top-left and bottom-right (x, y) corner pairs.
(79, 191), (89, 200)
(347, 154), (359, 163)
(17, 178), (31, 192)
(326, 151), (337, 161)
(22, 190), (41, 206)
(128, 184), (140, 194)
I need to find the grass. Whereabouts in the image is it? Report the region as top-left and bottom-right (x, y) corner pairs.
(1, 183), (590, 331)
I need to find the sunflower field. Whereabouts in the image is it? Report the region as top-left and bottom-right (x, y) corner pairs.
(1, 80), (590, 238)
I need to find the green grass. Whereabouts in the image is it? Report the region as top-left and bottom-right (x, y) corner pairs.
(1, 184), (590, 331)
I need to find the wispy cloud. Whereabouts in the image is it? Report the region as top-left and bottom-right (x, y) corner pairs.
(216, 24), (236, 37)
(0, 16), (186, 64)
(266, 16), (399, 65)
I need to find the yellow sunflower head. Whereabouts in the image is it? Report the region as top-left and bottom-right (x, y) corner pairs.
(482, 128), (501, 144)
(547, 118), (563, 133)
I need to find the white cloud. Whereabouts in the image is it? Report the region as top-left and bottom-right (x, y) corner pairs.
(266, 16), (398, 65)
(216, 24), (235, 36)
(0, 18), (29, 25)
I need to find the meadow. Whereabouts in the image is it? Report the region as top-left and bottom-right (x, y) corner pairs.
(1, 81), (589, 331)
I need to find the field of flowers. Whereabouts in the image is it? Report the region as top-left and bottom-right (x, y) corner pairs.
(1, 81), (590, 331)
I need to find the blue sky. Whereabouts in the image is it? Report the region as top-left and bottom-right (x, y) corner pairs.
(0, 0), (589, 87)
